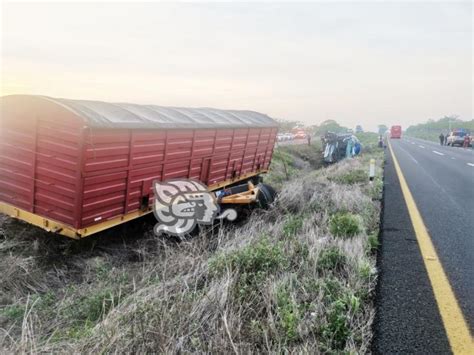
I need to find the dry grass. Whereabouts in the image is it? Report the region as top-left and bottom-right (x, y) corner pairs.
(0, 148), (384, 354)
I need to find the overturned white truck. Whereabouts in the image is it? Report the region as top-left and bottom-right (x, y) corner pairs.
(322, 132), (361, 164)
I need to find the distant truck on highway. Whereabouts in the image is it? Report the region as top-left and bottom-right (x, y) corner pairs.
(390, 125), (402, 139)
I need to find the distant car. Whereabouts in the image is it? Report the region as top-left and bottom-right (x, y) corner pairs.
(293, 131), (307, 139)
(446, 131), (468, 147)
(277, 133), (293, 142)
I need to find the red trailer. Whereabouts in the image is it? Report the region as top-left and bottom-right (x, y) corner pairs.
(390, 125), (402, 139)
(0, 95), (278, 239)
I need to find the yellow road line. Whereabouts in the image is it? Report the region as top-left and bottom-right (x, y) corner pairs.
(388, 140), (473, 354)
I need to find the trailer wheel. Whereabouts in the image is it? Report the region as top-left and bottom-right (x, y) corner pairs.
(256, 183), (276, 209)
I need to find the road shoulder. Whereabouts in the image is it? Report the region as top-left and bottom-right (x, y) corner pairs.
(372, 147), (451, 353)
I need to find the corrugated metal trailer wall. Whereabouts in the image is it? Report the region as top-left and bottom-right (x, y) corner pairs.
(80, 126), (276, 228)
(0, 95), (278, 237)
(0, 96), (83, 228)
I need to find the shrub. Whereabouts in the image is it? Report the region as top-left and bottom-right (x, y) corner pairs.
(329, 212), (361, 238)
(282, 215), (304, 238)
(321, 299), (350, 350)
(209, 238), (288, 298)
(209, 237), (287, 276)
(317, 246), (346, 272)
(276, 286), (301, 342)
(320, 293), (361, 350)
(358, 260), (373, 281)
(332, 169), (367, 185)
(1, 304), (25, 321)
(63, 288), (121, 325)
(321, 277), (344, 302)
(289, 239), (309, 266)
(367, 233), (380, 254)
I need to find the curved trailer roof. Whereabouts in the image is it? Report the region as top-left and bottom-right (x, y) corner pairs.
(31, 96), (278, 129)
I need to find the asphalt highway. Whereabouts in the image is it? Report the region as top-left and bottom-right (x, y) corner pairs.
(374, 137), (473, 353)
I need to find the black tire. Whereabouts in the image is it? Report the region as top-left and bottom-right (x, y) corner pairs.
(256, 183), (277, 209)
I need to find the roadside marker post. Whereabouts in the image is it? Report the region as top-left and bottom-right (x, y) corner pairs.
(369, 158), (375, 182)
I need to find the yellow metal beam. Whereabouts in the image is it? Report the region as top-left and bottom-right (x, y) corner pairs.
(0, 202), (81, 239)
(219, 181), (259, 204)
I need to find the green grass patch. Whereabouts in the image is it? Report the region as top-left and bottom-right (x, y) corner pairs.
(209, 237), (288, 276)
(1, 304), (25, 321)
(317, 246), (347, 272)
(329, 212), (361, 238)
(358, 260), (373, 282)
(367, 233), (380, 254)
(63, 288), (121, 325)
(320, 293), (361, 351)
(276, 285), (301, 342)
(331, 169), (367, 185)
(209, 237), (288, 299)
(282, 215), (304, 238)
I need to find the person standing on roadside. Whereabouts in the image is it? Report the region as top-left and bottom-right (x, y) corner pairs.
(444, 132), (448, 145)
(439, 132), (444, 146)
(463, 134), (470, 149)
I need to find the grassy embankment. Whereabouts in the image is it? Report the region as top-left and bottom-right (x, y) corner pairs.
(0, 134), (384, 353)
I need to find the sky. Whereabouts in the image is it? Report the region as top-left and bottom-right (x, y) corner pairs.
(1, 1), (472, 131)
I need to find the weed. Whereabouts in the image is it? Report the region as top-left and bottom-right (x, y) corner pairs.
(64, 288), (121, 325)
(276, 286), (300, 342)
(91, 258), (113, 281)
(358, 260), (373, 282)
(1, 304), (25, 321)
(321, 299), (350, 350)
(321, 277), (344, 302)
(321, 291), (361, 351)
(329, 212), (361, 238)
(289, 239), (309, 267)
(51, 321), (95, 342)
(367, 233), (380, 254)
(371, 177), (384, 200)
(331, 169), (367, 185)
(317, 246), (347, 272)
(209, 237), (288, 298)
(209, 237), (287, 276)
(282, 215), (304, 238)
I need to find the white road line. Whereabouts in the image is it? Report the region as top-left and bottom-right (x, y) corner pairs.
(467, 163), (474, 167)
(419, 145), (425, 149)
(432, 151), (444, 156)
(451, 157), (456, 160)
(411, 142), (415, 145)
